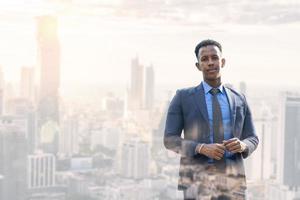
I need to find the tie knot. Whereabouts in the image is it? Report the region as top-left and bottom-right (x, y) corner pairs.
(209, 88), (220, 95)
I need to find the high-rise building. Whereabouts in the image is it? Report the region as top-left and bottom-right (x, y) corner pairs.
(3, 83), (17, 116)
(145, 65), (155, 110)
(20, 66), (35, 102)
(59, 115), (79, 157)
(5, 98), (32, 116)
(121, 139), (150, 179)
(0, 119), (28, 200)
(0, 174), (3, 200)
(0, 66), (4, 116)
(102, 93), (124, 118)
(152, 100), (169, 159)
(277, 92), (300, 188)
(1, 103), (37, 154)
(36, 16), (60, 154)
(27, 153), (56, 189)
(36, 15), (60, 126)
(129, 56), (144, 110)
(27, 110), (38, 154)
(91, 127), (120, 151)
(245, 103), (274, 181)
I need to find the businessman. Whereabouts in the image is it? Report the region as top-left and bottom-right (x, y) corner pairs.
(164, 39), (259, 199)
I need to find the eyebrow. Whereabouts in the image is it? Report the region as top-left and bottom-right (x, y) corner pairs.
(200, 54), (219, 58)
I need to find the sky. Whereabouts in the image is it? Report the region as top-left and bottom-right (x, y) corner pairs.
(1, 0), (300, 88)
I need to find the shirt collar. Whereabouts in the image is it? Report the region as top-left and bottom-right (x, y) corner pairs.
(202, 81), (225, 94)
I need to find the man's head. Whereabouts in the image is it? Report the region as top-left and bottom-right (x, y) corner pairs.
(194, 39), (225, 85)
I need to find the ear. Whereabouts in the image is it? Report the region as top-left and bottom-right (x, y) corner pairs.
(195, 62), (202, 71)
(221, 58), (225, 68)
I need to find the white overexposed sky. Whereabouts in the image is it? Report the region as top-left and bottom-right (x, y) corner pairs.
(0, 0), (300, 88)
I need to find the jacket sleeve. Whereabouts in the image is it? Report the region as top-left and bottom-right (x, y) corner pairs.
(163, 90), (199, 158)
(240, 94), (259, 159)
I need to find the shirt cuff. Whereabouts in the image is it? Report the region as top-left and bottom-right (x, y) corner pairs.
(195, 143), (204, 155)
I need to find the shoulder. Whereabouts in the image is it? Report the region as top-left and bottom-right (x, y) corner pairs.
(168, 86), (197, 107)
(224, 85), (246, 102)
(176, 85), (198, 97)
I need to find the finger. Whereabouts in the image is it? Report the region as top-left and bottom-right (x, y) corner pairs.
(228, 145), (241, 152)
(224, 140), (236, 147)
(215, 148), (225, 155)
(216, 143), (226, 150)
(223, 138), (238, 145)
(227, 143), (240, 151)
(228, 146), (240, 152)
(215, 151), (224, 158)
(224, 142), (234, 149)
(225, 141), (239, 149)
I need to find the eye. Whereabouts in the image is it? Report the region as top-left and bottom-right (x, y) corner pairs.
(201, 57), (208, 62)
(212, 56), (219, 60)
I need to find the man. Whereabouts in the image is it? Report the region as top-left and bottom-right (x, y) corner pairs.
(164, 39), (259, 200)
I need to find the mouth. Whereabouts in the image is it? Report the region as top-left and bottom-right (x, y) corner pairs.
(207, 68), (218, 73)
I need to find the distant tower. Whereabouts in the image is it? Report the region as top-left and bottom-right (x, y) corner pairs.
(121, 139), (150, 179)
(245, 102), (273, 181)
(0, 119), (27, 200)
(0, 175), (3, 200)
(20, 66), (35, 102)
(36, 15), (60, 154)
(59, 115), (79, 157)
(129, 56), (144, 110)
(0, 66), (4, 115)
(277, 92), (300, 188)
(37, 15), (60, 125)
(145, 65), (155, 110)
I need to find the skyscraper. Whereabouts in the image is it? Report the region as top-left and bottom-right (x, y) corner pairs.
(37, 15), (60, 125)
(59, 115), (79, 157)
(245, 103), (273, 181)
(277, 92), (300, 188)
(129, 56), (144, 110)
(121, 139), (150, 179)
(0, 66), (4, 116)
(145, 65), (155, 110)
(36, 16), (60, 153)
(0, 118), (28, 200)
(20, 66), (35, 102)
(0, 174), (3, 200)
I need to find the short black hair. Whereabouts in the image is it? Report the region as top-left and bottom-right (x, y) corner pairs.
(194, 39), (222, 59)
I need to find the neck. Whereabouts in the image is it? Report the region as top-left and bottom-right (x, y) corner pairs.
(204, 78), (222, 88)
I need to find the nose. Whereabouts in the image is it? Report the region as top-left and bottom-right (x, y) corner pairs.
(208, 58), (214, 66)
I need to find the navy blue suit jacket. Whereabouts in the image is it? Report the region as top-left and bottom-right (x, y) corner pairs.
(164, 82), (259, 190)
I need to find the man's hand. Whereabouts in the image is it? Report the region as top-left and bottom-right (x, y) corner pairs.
(199, 143), (225, 160)
(223, 138), (247, 153)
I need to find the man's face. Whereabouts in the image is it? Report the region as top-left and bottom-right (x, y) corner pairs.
(195, 45), (225, 82)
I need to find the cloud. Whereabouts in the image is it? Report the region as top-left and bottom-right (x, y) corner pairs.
(111, 0), (300, 25)
(1, 0), (300, 26)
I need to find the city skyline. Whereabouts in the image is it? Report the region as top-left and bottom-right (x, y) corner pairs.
(0, 0), (300, 87)
(0, 1), (300, 199)
(0, 36), (299, 199)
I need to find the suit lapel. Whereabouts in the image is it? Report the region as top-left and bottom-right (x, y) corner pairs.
(224, 87), (237, 134)
(193, 83), (209, 125)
